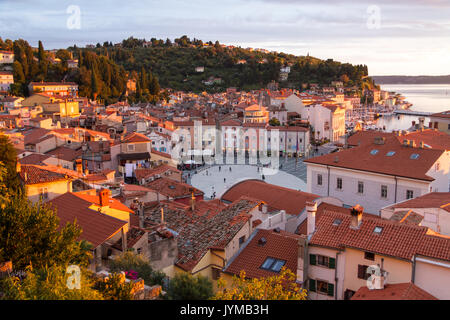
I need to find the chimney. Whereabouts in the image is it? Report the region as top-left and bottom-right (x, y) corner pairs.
(160, 207), (165, 225)
(75, 159), (83, 174)
(350, 204), (364, 229)
(138, 202), (145, 228)
(419, 117), (425, 130)
(374, 137), (385, 145)
(306, 201), (317, 236)
(262, 203), (268, 214)
(190, 192), (196, 211)
(99, 188), (110, 207)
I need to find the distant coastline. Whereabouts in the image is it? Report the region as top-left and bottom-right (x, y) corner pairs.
(372, 75), (450, 85)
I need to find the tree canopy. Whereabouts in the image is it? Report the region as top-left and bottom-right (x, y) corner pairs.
(166, 272), (213, 300)
(214, 268), (308, 300)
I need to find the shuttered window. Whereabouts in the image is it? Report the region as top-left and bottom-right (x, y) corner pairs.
(327, 283), (335, 297)
(357, 264), (369, 279)
(310, 254), (316, 265)
(328, 257), (336, 269)
(309, 279), (316, 292)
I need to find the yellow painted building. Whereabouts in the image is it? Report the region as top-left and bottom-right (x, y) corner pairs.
(18, 163), (73, 203)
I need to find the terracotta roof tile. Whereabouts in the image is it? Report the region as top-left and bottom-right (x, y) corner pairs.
(304, 138), (443, 181)
(309, 205), (450, 262)
(387, 192), (450, 213)
(142, 198), (258, 271)
(145, 177), (204, 199)
(351, 282), (438, 300)
(48, 192), (127, 248)
(221, 180), (319, 216)
(224, 229), (301, 279)
(19, 164), (69, 185)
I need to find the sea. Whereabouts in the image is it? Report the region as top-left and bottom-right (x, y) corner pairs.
(375, 84), (450, 132)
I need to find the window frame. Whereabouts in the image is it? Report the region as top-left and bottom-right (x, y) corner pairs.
(364, 252), (375, 261)
(260, 257), (286, 273)
(381, 185), (388, 198)
(337, 177), (343, 190)
(357, 181), (364, 194)
(406, 190), (414, 199)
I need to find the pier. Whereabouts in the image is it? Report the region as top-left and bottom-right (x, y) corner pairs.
(393, 109), (433, 116)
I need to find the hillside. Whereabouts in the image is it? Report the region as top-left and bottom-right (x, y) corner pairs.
(73, 36), (373, 93)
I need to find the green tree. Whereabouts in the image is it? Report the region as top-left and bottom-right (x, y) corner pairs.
(0, 193), (91, 269)
(38, 40), (46, 62)
(0, 265), (103, 300)
(166, 273), (213, 300)
(214, 268), (307, 300)
(91, 70), (99, 100)
(269, 118), (281, 126)
(109, 251), (165, 286)
(94, 272), (134, 300)
(0, 134), (22, 195)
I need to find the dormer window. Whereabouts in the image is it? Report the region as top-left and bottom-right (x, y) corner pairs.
(370, 149), (378, 155)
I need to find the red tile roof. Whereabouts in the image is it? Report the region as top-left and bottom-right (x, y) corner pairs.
(386, 192), (450, 213)
(224, 229), (301, 279)
(135, 165), (180, 181)
(304, 138), (443, 181)
(18, 153), (51, 165)
(309, 206), (450, 262)
(48, 192), (127, 248)
(151, 148), (172, 159)
(122, 132), (151, 143)
(296, 202), (380, 235)
(74, 192), (134, 213)
(221, 180), (319, 216)
(430, 110), (450, 119)
(19, 164), (70, 185)
(46, 146), (82, 162)
(142, 198), (259, 271)
(348, 129), (450, 151)
(351, 283), (437, 300)
(145, 177), (204, 199)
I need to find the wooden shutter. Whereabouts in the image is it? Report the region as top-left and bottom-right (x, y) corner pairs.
(310, 254), (316, 265)
(309, 279), (316, 292)
(327, 283), (334, 297)
(357, 265), (367, 279)
(328, 257), (336, 269)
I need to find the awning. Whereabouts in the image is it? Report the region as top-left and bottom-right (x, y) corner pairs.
(118, 152), (151, 161)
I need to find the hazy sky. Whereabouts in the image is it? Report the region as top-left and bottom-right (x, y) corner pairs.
(1, 0), (450, 75)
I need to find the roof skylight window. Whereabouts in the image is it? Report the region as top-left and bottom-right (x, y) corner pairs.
(260, 257), (286, 273)
(373, 226), (383, 235)
(386, 151), (396, 156)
